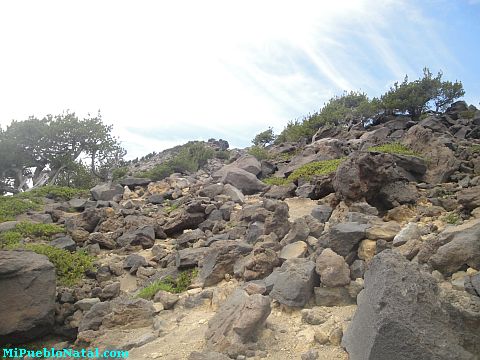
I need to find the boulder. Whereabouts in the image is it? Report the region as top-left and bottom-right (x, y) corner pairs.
(403, 124), (459, 183)
(241, 247), (281, 281)
(231, 155), (262, 176)
(0, 251), (56, 344)
(199, 240), (253, 287)
(270, 258), (318, 307)
(116, 225), (155, 249)
(429, 218), (480, 274)
(457, 185), (480, 211)
(199, 184), (225, 198)
(279, 241), (308, 260)
(392, 222), (422, 247)
(90, 183), (124, 201)
(315, 248), (350, 287)
(342, 250), (480, 360)
(164, 211), (206, 236)
(318, 222), (368, 257)
(219, 167), (267, 195)
(222, 184), (245, 204)
(264, 184), (297, 200)
(123, 254), (148, 273)
(281, 217), (310, 245)
(176, 247), (210, 269)
(205, 289), (271, 357)
(311, 205), (333, 223)
(50, 235), (76, 251)
(333, 152), (425, 208)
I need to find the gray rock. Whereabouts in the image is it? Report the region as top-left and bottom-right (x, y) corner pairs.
(176, 247), (210, 269)
(0, 221), (19, 233)
(123, 254), (148, 273)
(319, 222), (368, 257)
(68, 198), (87, 210)
(270, 258), (318, 307)
(457, 185), (480, 211)
(78, 301), (112, 332)
(88, 232), (116, 250)
(245, 221), (265, 244)
(220, 167), (267, 195)
(164, 211), (206, 236)
(176, 229), (206, 247)
(231, 155), (262, 176)
(264, 184), (296, 200)
(222, 184), (245, 204)
(199, 240), (253, 287)
(90, 183), (124, 201)
(350, 260), (366, 280)
(147, 194), (165, 204)
(199, 184), (225, 198)
(205, 289), (271, 357)
(392, 222), (422, 247)
(316, 248), (350, 287)
(301, 349), (319, 360)
(117, 225), (156, 249)
(429, 219), (480, 274)
(342, 250), (480, 360)
(279, 241), (308, 260)
(467, 273), (480, 297)
(74, 298), (101, 311)
(281, 217), (310, 245)
(311, 205), (333, 223)
(153, 290), (179, 310)
(100, 281), (120, 300)
(0, 251), (56, 345)
(50, 236), (76, 251)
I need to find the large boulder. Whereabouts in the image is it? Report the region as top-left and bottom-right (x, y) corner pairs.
(205, 289), (271, 357)
(164, 211), (206, 236)
(429, 218), (480, 275)
(269, 258), (318, 307)
(0, 251), (56, 344)
(457, 185), (480, 211)
(315, 248), (350, 287)
(333, 152), (425, 209)
(219, 167), (267, 195)
(318, 222), (368, 257)
(90, 183), (124, 201)
(199, 240), (253, 287)
(119, 177), (152, 188)
(403, 124), (459, 183)
(342, 250), (480, 360)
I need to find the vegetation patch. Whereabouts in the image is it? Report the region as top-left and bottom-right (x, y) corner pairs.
(18, 244), (94, 286)
(442, 212), (461, 225)
(469, 144), (480, 154)
(368, 142), (420, 157)
(264, 158), (345, 185)
(138, 142), (215, 181)
(137, 269), (198, 299)
(248, 145), (271, 161)
(1, 221), (65, 248)
(0, 197), (40, 223)
(112, 166), (129, 180)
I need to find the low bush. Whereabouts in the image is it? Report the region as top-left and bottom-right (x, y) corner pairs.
(248, 146), (271, 160)
(263, 158), (345, 185)
(368, 142), (420, 157)
(23, 244), (94, 286)
(137, 269), (198, 299)
(112, 166), (129, 180)
(0, 222), (65, 248)
(0, 197), (40, 222)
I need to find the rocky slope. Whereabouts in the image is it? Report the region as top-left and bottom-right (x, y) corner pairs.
(1, 101), (480, 359)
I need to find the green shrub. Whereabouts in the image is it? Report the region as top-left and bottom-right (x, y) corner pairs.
(0, 197), (40, 222)
(215, 150), (230, 160)
(112, 166), (129, 180)
(139, 142), (215, 181)
(252, 127), (276, 146)
(263, 158), (345, 185)
(248, 146), (271, 161)
(19, 185), (88, 201)
(23, 244), (94, 286)
(443, 212), (461, 225)
(368, 142), (420, 157)
(469, 144), (480, 154)
(137, 269), (198, 299)
(1, 222), (65, 248)
(263, 177), (289, 186)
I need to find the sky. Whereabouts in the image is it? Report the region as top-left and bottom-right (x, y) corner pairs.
(0, 0), (479, 160)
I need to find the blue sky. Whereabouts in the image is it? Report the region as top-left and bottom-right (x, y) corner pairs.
(0, 0), (479, 159)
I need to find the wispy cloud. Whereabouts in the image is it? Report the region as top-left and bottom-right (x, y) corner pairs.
(0, 0), (473, 159)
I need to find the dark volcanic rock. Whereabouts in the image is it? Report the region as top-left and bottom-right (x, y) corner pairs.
(0, 251), (56, 345)
(318, 222), (368, 257)
(457, 185), (480, 210)
(270, 258), (318, 307)
(164, 211), (206, 236)
(90, 183), (124, 201)
(342, 250), (480, 360)
(219, 167), (267, 195)
(119, 177), (152, 188)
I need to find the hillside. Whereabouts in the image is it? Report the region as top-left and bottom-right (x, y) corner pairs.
(1, 100), (480, 360)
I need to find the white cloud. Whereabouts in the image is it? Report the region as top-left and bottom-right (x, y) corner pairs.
(0, 0), (460, 158)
